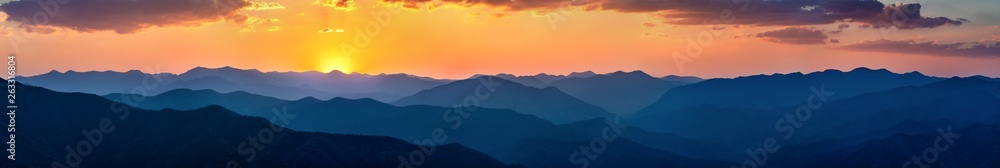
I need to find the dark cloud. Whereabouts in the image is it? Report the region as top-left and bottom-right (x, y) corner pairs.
(375, 0), (963, 29)
(317, 0), (356, 11)
(854, 4), (965, 29)
(838, 24), (850, 29)
(834, 39), (1000, 58)
(0, 0), (250, 34)
(490, 13), (509, 18)
(245, 1), (285, 10)
(643, 0), (963, 29)
(643, 32), (668, 38)
(756, 27), (829, 45)
(642, 22), (656, 27)
(380, 0), (573, 11)
(829, 23), (848, 34)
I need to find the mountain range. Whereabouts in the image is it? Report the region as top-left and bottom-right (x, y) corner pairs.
(20, 66), (451, 102)
(107, 84), (734, 167)
(0, 80), (519, 168)
(10, 67), (1000, 167)
(393, 76), (616, 124)
(480, 71), (701, 116)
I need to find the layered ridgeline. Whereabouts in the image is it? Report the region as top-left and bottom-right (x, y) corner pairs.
(1, 81), (517, 168)
(479, 71), (600, 88)
(392, 77), (615, 124)
(19, 67), (1000, 167)
(108, 84), (734, 167)
(546, 71), (693, 116)
(631, 70), (1000, 166)
(635, 67), (943, 115)
(481, 71), (701, 116)
(18, 66), (451, 102)
(765, 123), (1000, 168)
(630, 68), (946, 145)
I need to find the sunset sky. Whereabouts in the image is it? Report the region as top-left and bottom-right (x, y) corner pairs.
(0, 0), (997, 79)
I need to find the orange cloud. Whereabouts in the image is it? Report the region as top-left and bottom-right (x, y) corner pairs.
(245, 1), (286, 10)
(756, 27), (830, 45)
(316, 0), (357, 11)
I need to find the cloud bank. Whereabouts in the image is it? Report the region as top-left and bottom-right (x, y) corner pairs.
(378, 0), (964, 29)
(0, 0), (250, 34)
(756, 27), (829, 45)
(835, 39), (1000, 58)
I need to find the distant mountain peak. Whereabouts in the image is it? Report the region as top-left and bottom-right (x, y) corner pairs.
(325, 97), (389, 107)
(568, 71), (597, 78)
(850, 67), (874, 71)
(124, 70), (145, 75)
(821, 69), (844, 73)
(969, 75), (994, 80)
(928, 76), (994, 87)
(327, 69), (346, 74)
(903, 71), (926, 77)
(605, 70), (652, 78)
(184, 66), (213, 74)
(495, 73), (518, 78)
(468, 76), (524, 86)
(296, 96), (322, 102)
(184, 66), (262, 74)
(849, 67), (891, 73)
(732, 67), (920, 80)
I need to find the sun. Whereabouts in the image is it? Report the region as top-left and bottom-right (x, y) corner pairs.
(319, 54), (353, 73)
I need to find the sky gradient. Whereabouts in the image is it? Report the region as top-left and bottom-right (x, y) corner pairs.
(0, 0), (998, 79)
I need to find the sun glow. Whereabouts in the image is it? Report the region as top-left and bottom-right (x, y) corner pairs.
(318, 54), (353, 73)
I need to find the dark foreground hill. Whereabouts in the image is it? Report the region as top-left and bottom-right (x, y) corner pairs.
(0, 81), (519, 168)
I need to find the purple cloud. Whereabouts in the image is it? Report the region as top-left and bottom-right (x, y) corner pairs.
(0, 0), (250, 34)
(756, 27), (829, 45)
(834, 39), (1000, 58)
